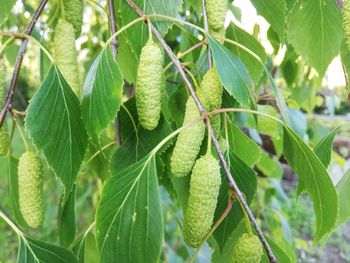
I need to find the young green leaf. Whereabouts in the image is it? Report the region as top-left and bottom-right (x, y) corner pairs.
(25, 66), (88, 201)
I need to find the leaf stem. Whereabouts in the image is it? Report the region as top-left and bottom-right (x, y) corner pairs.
(12, 116), (30, 152)
(0, 209), (23, 237)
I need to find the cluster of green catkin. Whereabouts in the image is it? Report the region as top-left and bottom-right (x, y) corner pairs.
(231, 233), (263, 263)
(135, 39), (164, 130)
(205, 0), (228, 41)
(54, 0), (84, 97)
(18, 152), (44, 228)
(344, 0), (350, 50)
(0, 65), (9, 156)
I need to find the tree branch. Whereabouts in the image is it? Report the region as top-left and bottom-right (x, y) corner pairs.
(107, 0), (122, 146)
(123, 1), (277, 262)
(0, 0), (49, 129)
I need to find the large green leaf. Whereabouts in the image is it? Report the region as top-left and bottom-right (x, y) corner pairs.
(287, 0), (343, 75)
(251, 0), (286, 39)
(225, 23), (267, 84)
(18, 236), (78, 263)
(81, 46), (123, 143)
(25, 66), (88, 199)
(336, 169), (350, 226)
(116, 0), (183, 79)
(283, 126), (338, 241)
(96, 155), (163, 263)
(0, 0), (15, 25)
(208, 36), (254, 107)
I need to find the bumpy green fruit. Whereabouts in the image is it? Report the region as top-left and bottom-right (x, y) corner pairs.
(0, 65), (9, 156)
(206, 0), (227, 39)
(183, 153), (221, 247)
(231, 233), (263, 263)
(171, 97), (205, 177)
(18, 152), (44, 228)
(344, 0), (350, 50)
(200, 68), (223, 137)
(63, 0), (84, 37)
(136, 40), (164, 130)
(54, 19), (81, 97)
(0, 122), (10, 156)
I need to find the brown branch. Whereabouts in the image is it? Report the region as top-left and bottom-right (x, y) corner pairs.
(107, 0), (122, 146)
(123, 1), (277, 262)
(0, 0), (49, 129)
(201, 0), (212, 69)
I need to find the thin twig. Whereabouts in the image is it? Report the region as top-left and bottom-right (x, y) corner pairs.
(107, 0), (122, 146)
(201, 0), (212, 68)
(123, 1), (277, 262)
(0, 0), (49, 129)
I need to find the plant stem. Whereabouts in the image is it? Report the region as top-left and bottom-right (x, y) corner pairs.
(123, 1), (277, 262)
(107, 0), (122, 147)
(0, 0), (49, 129)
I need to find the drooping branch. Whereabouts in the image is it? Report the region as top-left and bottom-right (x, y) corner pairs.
(0, 0), (49, 129)
(107, 0), (122, 146)
(123, 1), (277, 262)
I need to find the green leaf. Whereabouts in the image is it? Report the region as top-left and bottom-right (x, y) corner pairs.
(208, 36), (255, 107)
(227, 120), (260, 167)
(74, 232), (99, 263)
(225, 23), (267, 84)
(111, 98), (173, 173)
(81, 46), (123, 143)
(58, 186), (76, 247)
(251, 0), (286, 39)
(287, 0), (343, 75)
(116, 0), (183, 65)
(336, 169), (350, 225)
(340, 41), (350, 89)
(314, 126), (341, 169)
(0, 0), (15, 25)
(213, 153), (257, 250)
(260, 236), (292, 263)
(7, 157), (28, 227)
(283, 126), (338, 241)
(18, 236), (78, 263)
(256, 150), (283, 178)
(96, 155), (163, 263)
(25, 66), (88, 199)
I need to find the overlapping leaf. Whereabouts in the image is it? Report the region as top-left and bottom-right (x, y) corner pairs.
(287, 0), (343, 75)
(26, 66), (87, 199)
(96, 155), (163, 263)
(82, 46), (123, 143)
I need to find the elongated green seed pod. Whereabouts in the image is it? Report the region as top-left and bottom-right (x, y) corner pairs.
(231, 233), (263, 263)
(183, 154), (221, 247)
(200, 68), (223, 137)
(63, 0), (84, 37)
(18, 152), (44, 228)
(136, 39), (164, 130)
(171, 97), (206, 177)
(206, 0), (227, 38)
(54, 19), (81, 97)
(0, 65), (9, 156)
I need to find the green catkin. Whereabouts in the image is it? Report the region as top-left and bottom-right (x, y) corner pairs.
(183, 154), (221, 248)
(199, 68), (223, 138)
(136, 39), (164, 130)
(54, 19), (81, 97)
(344, 0), (350, 50)
(231, 233), (263, 263)
(205, 0), (227, 41)
(0, 65), (9, 156)
(63, 0), (84, 37)
(170, 97), (206, 177)
(18, 152), (44, 228)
